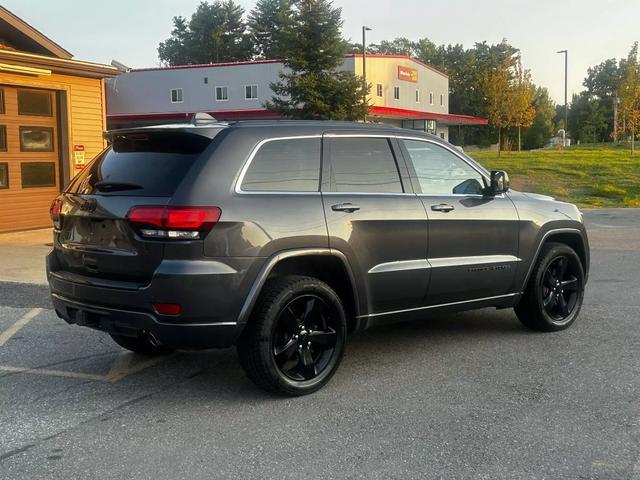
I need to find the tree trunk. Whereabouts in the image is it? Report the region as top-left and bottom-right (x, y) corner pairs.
(498, 127), (501, 158)
(632, 130), (635, 156)
(518, 126), (521, 152)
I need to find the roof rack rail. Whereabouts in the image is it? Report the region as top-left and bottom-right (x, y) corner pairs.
(190, 112), (218, 126)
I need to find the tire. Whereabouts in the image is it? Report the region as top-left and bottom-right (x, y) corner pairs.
(110, 332), (175, 356)
(237, 275), (347, 396)
(515, 242), (585, 332)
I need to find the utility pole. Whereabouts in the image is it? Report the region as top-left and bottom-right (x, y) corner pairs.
(557, 50), (568, 146)
(362, 26), (371, 122)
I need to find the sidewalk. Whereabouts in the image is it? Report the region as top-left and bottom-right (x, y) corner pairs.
(0, 229), (51, 285)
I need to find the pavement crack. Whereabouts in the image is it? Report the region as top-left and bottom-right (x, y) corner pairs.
(0, 444), (35, 463)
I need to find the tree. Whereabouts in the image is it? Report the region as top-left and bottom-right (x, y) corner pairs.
(523, 88), (556, 150)
(158, 1), (253, 65)
(247, 0), (294, 59)
(266, 0), (369, 120)
(616, 42), (640, 154)
(483, 56), (513, 156)
(510, 57), (536, 151)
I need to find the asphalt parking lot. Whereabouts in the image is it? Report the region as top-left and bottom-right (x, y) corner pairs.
(0, 209), (639, 479)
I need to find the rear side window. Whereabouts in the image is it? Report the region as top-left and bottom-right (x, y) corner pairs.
(325, 137), (403, 193)
(66, 132), (212, 197)
(240, 137), (321, 192)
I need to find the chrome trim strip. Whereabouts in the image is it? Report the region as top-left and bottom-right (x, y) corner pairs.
(368, 255), (520, 274)
(368, 259), (430, 274)
(428, 255), (521, 269)
(155, 260), (238, 275)
(234, 135), (323, 195)
(356, 293), (520, 319)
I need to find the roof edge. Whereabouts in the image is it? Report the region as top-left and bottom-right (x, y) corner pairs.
(0, 6), (72, 59)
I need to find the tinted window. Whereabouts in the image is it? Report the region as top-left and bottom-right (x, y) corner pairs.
(241, 138), (320, 192)
(66, 132), (212, 197)
(21, 162), (56, 187)
(402, 139), (485, 195)
(326, 137), (402, 193)
(18, 90), (52, 116)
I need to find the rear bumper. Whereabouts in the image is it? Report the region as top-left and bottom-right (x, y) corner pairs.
(47, 252), (261, 349)
(51, 293), (241, 349)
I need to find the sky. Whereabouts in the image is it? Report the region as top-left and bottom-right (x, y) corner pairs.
(4, 0), (639, 105)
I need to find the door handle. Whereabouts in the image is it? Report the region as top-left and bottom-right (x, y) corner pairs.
(431, 203), (455, 213)
(331, 203), (360, 213)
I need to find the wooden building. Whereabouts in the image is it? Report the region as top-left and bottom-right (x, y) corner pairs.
(0, 6), (118, 231)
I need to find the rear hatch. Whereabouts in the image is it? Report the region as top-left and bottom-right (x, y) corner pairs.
(51, 130), (218, 285)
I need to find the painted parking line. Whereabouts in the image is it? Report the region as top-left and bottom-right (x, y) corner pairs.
(0, 308), (42, 346)
(0, 365), (106, 381)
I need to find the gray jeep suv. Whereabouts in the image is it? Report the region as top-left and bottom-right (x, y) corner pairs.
(47, 118), (589, 396)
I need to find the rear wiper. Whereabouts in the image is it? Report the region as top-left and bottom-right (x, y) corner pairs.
(94, 181), (144, 192)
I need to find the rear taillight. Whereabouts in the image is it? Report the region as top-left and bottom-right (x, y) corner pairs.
(49, 198), (63, 229)
(126, 206), (221, 240)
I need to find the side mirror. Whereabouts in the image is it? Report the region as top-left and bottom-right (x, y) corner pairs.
(488, 170), (510, 195)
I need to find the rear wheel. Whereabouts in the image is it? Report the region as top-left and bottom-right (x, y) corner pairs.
(110, 332), (174, 356)
(237, 275), (347, 396)
(515, 242), (585, 332)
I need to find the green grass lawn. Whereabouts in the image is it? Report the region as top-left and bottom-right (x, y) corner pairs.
(469, 145), (640, 208)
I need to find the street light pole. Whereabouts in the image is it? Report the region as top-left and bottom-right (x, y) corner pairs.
(557, 49), (568, 145)
(362, 26), (371, 122)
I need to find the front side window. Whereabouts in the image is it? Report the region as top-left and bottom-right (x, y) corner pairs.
(393, 86), (400, 100)
(216, 86), (229, 101)
(325, 137), (403, 193)
(170, 88), (183, 103)
(18, 90), (52, 116)
(241, 137), (321, 192)
(402, 139), (485, 195)
(245, 85), (258, 99)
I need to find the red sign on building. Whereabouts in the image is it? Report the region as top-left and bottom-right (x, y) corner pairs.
(398, 66), (418, 82)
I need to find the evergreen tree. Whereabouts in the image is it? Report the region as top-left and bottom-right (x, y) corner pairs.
(158, 1), (252, 65)
(266, 0), (369, 120)
(248, 0), (294, 59)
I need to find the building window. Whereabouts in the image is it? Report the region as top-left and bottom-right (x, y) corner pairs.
(376, 84), (383, 97)
(19, 127), (54, 152)
(204, 77), (208, 84)
(440, 93), (445, 106)
(429, 92), (434, 105)
(415, 90), (420, 102)
(440, 132), (445, 139)
(393, 86), (400, 100)
(170, 88), (183, 103)
(245, 85), (258, 100)
(216, 86), (229, 101)
(0, 163), (7, 189)
(21, 162), (56, 188)
(0, 89), (4, 114)
(0, 125), (6, 152)
(18, 90), (52, 116)
(426, 120), (436, 134)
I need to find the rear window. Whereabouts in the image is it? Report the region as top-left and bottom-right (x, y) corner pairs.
(66, 132), (212, 196)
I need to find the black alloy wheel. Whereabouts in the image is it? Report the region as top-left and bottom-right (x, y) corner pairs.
(272, 294), (338, 381)
(540, 255), (581, 323)
(515, 242), (585, 332)
(238, 275), (347, 396)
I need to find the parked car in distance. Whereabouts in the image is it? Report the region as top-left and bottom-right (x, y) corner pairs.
(47, 116), (589, 396)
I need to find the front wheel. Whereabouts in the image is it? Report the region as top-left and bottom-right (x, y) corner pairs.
(515, 242), (585, 332)
(237, 275), (347, 396)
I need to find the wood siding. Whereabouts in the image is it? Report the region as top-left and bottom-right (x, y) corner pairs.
(0, 71), (106, 232)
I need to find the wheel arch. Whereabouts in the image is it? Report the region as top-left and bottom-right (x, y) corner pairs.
(237, 249), (364, 334)
(520, 227), (589, 291)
